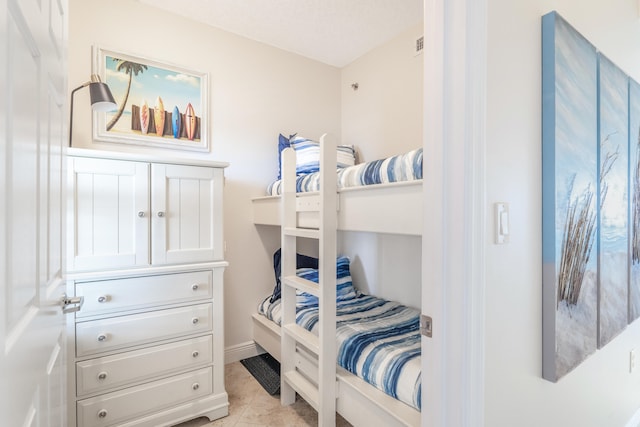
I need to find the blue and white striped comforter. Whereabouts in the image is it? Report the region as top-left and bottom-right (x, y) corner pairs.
(267, 148), (423, 195)
(258, 293), (422, 411)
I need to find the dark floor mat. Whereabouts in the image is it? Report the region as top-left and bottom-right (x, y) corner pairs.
(240, 353), (281, 395)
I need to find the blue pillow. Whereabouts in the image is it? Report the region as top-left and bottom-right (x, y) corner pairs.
(277, 133), (296, 179)
(296, 256), (359, 302)
(271, 248), (317, 303)
(271, 249), (358, 303)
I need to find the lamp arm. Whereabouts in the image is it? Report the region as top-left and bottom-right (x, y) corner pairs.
(68, 81), (91, 148)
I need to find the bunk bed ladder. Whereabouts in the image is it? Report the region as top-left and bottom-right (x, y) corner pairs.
(280, 134), (338, 427)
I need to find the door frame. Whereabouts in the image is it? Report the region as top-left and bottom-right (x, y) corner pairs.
(422, 0), (487, 424)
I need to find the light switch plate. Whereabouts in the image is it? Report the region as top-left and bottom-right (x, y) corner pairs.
(495, 202), (510, 244)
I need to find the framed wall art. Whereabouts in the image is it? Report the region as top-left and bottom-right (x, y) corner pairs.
(542, 11), (599, 382)
(542, 11), (640, 382)
(92, 46), (209, 151)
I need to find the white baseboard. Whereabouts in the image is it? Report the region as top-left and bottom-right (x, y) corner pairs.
(224, 341), (264, 364)
(626, 407), (640, 427)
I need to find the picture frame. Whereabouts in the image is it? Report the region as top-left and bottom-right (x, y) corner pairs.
(542, 11), (640, 382)
(92, 46), (209, 152)
(541, 11), (599, 382)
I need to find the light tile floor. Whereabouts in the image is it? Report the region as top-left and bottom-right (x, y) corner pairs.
(173, 361), (352, 427)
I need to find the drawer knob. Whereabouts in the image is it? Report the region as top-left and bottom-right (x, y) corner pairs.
(97, 334), (107, 342)
(97, 372), (108, 381)
(192, 350), (199, 358)
(192, 317), (199, 325)
(97, 295), (108, 303)
(97, 409), (108, 419)
(157, 211), (165, 218)
(137, 211), (145, 218)
(192, 383), (200, 391)
(191, 284), (199, 291)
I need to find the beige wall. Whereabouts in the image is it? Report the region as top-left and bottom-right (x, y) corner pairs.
(338, 23), (424, 308)
(68, 0), (424, 358)
(341, 23), (424, 162)
(486, 0), (640, 425)
(338, 23), (424, 309)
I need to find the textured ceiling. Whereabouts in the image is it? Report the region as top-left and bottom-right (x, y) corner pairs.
(137, 0), (424, 67)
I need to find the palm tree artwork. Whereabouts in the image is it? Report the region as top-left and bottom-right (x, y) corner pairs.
(96, 50), (205, 149)
(106, 59), (148, 131)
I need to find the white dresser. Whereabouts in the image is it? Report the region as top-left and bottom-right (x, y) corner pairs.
(65, 148), (229, 427)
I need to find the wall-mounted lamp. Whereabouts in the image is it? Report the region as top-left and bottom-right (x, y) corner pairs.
(69, 74), (116, 147)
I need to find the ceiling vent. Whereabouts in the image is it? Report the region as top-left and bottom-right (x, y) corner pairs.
(414, 36), (424, 56)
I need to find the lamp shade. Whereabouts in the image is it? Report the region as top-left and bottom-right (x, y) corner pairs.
(89, 81), (116, 112)
(69, 74), (117, 147)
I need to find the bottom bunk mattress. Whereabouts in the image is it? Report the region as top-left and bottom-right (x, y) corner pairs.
(257, 293), (422, 411)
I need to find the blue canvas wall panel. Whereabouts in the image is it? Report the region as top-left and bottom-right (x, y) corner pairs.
(542, 11), (598, 382)
(597, 54), (629, 347)
(630, 80), (640, 321)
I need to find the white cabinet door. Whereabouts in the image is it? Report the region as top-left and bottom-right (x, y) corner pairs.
(151, 164), (224, 264)
(68, 157), (150, 271)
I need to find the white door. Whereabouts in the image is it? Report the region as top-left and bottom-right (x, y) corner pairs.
(151, 164), (224, 265)
(67, 157), (150, 271)
(1, 0), (68, 426)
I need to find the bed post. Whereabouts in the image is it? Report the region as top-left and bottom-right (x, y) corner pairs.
(280, 146), (298, 408)
(318, 134), (338, 425)
(279, 134), (338, 426)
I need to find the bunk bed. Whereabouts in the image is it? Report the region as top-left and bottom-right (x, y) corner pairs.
(252, 136), (423, 237)
(251, 134), (423, 427)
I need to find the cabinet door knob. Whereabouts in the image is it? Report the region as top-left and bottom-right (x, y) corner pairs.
(97, 295), (108, 303)
(191, 284), (199, 291)
(97, 334), (107, 342)
(97, 409), (108, 419)
(97, 372), (108, 381)
(192, 383), (200, 391)
(157, 211), (165, 218)
(192, 350), (199, 358)
(192, 317), (199, 325)
(137, 211), (145, 218)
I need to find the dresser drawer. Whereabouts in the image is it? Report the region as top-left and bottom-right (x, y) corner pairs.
(77, 366), (213, 427)
(76, 335), (213, 396)
(75, 270), (213, 318)
(76, 303), (212, 357)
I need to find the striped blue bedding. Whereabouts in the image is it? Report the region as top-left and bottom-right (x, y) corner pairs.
(258, 293), (422, 411)
(267, 147), (423, 195)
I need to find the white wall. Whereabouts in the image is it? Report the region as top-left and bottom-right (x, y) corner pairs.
(340, 232), (421, 310)
(485, 0), (640, 425)
(65, 0), (640, 422)
(68, 0), (341, 357)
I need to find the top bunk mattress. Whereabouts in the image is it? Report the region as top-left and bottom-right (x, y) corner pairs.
(267, 147), (423, 196)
